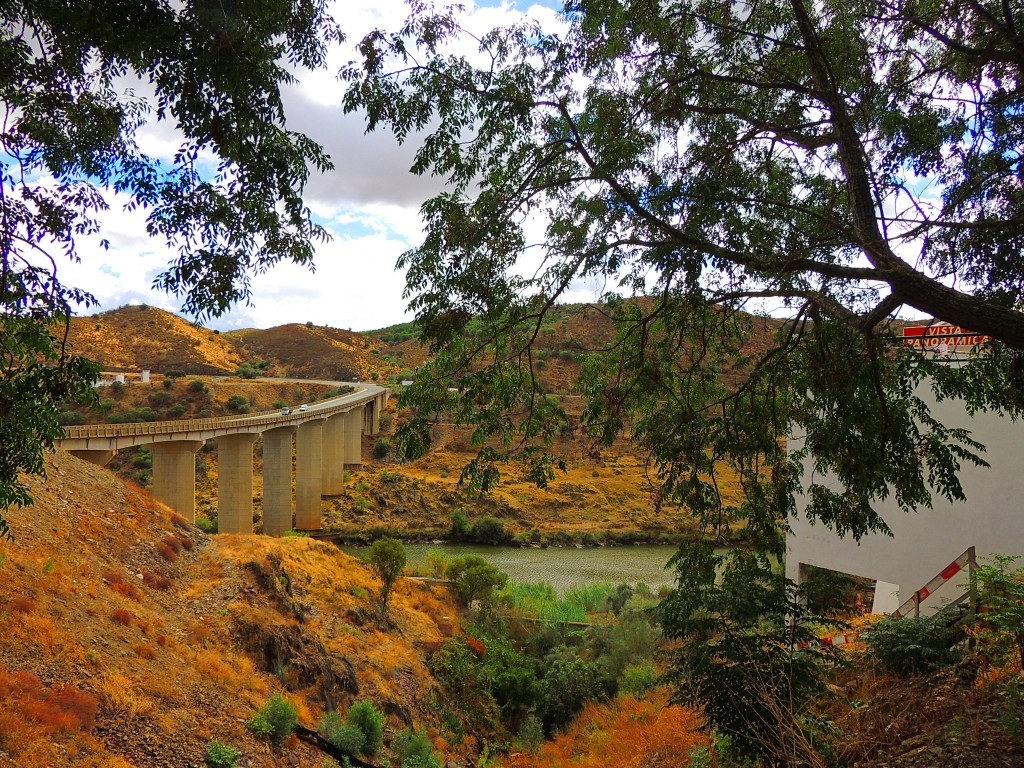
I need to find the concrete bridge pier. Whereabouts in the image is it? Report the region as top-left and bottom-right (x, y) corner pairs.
(295, 419), (326, 530)
(262, 426), (296, 537)
(69, 449), (117, 466)
(344, 409), (363, 469)
(321, 414), (347, 496)
(150, 440), (204, 521)
(218, 433), (259, 534)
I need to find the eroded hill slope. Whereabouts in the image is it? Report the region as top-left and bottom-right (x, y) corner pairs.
(0, 451), (460, 768)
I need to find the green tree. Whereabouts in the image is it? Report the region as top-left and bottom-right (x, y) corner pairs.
(366, 537), (406, 612)
(445, 555), (508, 606)
(343, 1), (1024, 756)
(0, 0), (341, 538)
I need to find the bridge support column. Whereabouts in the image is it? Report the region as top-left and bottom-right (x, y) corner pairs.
(218, 433), (259, 534)
(344, 409), (363, 469)
(69, 449), (116, 467)
(262, 426), (295, 537)
(295, 419), (325, 530)
(150, 440), (204, 521)
(322, 414), (347, 496)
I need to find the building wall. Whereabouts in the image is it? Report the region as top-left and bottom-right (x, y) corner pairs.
(786, 382), (1024, 614)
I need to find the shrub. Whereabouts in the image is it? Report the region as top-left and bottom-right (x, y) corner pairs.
(195, 516), (217, 534)
(471, 516), (509, 545)
(392, 726), (434, 763)
(132, 447), (153, 469)
(189, 379), (208, 394)
(619, 662), (659, 695)
(149, 391), (174, 407)
(246, 694), (298, 744)
(168, 404), (186, 417)
(319, 710), (365, 754)
(864, 615), (963, 677)
(516, 714), (545, 754)
(366, 537), (407, 611)
(402, 756), (442, 768)
(273, 399), (287, 409)
(450, 508), (469, 538)
(204, 739), (240, 768)
(226, 394), (250, 413)
(975, 555), (1024, 668)
(235, 363), (260, 379)
(59, 410), (86, 426)
(162, 377), (174, 389)
(372, 438), (391, 459)
(379, 413), (393, 430)
(445, 556), (508, 605)
(346, 700), (384, 756)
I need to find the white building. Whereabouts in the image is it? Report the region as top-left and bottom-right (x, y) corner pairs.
(786, 327), (1024, 615)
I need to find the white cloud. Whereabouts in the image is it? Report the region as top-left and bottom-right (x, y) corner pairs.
(56, 0), (572, 332)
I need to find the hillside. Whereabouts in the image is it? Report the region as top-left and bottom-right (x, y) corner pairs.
(69, 305), (243, 374)
(224, 323), (400, 381)
(0, 451), (461, 768)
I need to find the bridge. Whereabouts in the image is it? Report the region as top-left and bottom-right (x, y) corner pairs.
(56, 383), (390, 537)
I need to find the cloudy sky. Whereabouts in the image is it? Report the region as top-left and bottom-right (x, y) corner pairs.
(61, 0), (601, 333)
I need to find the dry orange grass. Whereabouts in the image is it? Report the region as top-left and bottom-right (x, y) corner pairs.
(503, 691), (709, 768)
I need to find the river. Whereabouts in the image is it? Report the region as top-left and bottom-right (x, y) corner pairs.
(345, 543), (684, 594)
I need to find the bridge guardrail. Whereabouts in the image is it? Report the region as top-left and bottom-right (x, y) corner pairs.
(61, 388), (380, 441)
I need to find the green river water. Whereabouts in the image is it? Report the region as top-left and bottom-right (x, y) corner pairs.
(345, 543), (685, 594)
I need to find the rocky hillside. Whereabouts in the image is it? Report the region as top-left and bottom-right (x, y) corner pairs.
(69, 305), (243, 375)
(0, 451), (461, 768)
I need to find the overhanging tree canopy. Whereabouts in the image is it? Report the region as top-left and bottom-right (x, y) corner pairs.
(344, 0), (1024, 553)
(0, 0), (340, 538)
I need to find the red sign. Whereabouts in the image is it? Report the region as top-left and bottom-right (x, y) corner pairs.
(900, 323), (991, 348)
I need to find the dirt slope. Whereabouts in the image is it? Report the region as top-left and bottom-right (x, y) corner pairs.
(0, 452), (460, 768)
(225, 324), (400, 381)
(69, 306), (242, 374)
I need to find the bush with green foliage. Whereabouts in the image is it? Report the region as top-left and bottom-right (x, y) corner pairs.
(150, 391), (174, 407)
(319, 710), (366, 755)
(189, 379), (208, 394)
(450, 508), (469, 539)
(372, 438), (391, 459)
(429, 637), (501, 731)
(59, 410), (86, 426)
(195, 516), (217, 534)
(402, 756), (442, 768)
(445, 556), (508, 605)
(516, 714), (545, 754)
(204, 740), (240, 768)
(537, 648), (607, 733)
(391, 726), (434, 764)
(656, 546), (848, 766)
(975, 555), (1024, 668)
(619, 662), (659, 696)
(235, 363), (261, 379)
(132, 447), (153, 470)
(246, 694), (297, 744)
(346, 700), (383, 757)
(471, 516), (509, 545)
(226, 394), (250, 413)
(864, 615), (964, 677)
(366, 537), (406, 611)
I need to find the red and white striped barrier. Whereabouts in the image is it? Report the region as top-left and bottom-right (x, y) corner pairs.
(891, 549), (974, 619)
